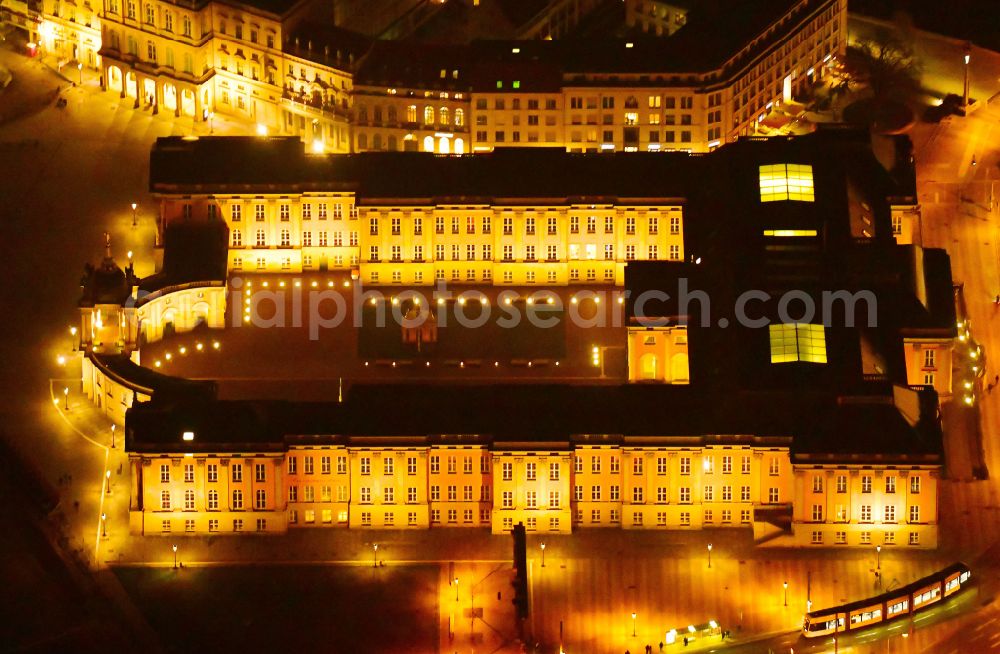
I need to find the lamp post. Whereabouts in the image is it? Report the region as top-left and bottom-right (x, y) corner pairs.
(131, 202), (138, 227)
(541, 542), (546, 567)
(57, 354), (66, 367)
(631, 612), (637, 637)
(105, 469), (111, 495)
(963, 43), (971, 108)
(101, 512), (107, 537)
(209, 112), (215, 134)
(77, 62), (82, 85)
(111, 424), (116, 448)
(783, 581), (788, 607)
(876, 545), (882, 587)
(70, 326), (78, 351)
(372, 543), (378, 568)
(707, 543), (713, 568)
(63, 387), (69, 410)
(172, 544), (178, 569)
(454, 576), (460, 602)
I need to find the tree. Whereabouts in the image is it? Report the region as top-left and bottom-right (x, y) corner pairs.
(841, 36), (921, 103)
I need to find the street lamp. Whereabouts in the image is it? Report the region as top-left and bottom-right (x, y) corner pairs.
(631, 612), (637, 637)
(101, 512), (107, 537)
(105, 469), (112, 495)
(70, 326), (78, 351)
(454, 576), (460, 602)
(540, 542), (546, 567)
(131, 202), (138, 227)
(172, 544), (178, 569)
(372, 543), (378, 568)
(209, 112), (215, 134)
(707, 543), (713, 568)
(963, 43), (971, 108)
(783, 581), (788, 607)
(111, 424), (116, 448)
(63, 387), (69, 410)
(77, 62), (82, 85)
(57, 354), (66, 367)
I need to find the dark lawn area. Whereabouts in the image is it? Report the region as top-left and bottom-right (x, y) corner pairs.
(114, 564), (440, 654)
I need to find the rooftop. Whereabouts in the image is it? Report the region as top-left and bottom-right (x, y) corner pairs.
(126, 383), (943, 463)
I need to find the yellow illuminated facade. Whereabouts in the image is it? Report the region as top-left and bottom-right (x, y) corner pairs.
(39, 0), (845, 153)
(38, 0), (103, 70)
(155, 193), (685, 285)
(126, 433), (940, 548)
(789, 463), (939, 548)
(128, 436), (817, 539)
(627, 326), (689, 383)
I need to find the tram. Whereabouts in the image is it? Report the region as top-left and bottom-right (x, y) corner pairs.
(802, 562), (971, 638)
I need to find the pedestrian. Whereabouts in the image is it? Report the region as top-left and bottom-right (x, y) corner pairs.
(659, 643), (664, 652)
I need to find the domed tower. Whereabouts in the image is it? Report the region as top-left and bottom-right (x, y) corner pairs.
(78, 233), (139, 353)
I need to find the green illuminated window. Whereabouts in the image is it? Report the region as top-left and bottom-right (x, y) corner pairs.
(769, 323), (827, 363)
(513, 80), (520, 89)
(759, 164), (815, 203)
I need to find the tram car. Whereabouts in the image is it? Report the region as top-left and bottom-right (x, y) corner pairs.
(802, 562), (971, 638)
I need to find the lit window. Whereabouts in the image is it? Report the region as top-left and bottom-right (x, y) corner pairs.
(768, 323), (827, 364)
(759, 164), (815, 202)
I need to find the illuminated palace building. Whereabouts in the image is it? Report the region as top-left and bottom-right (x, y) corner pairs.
(11, 0), (845, 154)
(79, 129), (957, 548)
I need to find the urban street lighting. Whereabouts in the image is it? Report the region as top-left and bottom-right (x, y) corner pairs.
(172, 544), (178, 569)
(111, 424), (116, 448)
(101, 512), (107, 537)
(372, 543), (378, 568)
(63, 387), (69, 410)
(707, 543), (713, 568)
(57, 354), (66, 367)
(783, 581), (789, 607)
(963, 43), (971, 108)
(70, 326), (77, 351)
(454, 576), (460, 601)
(131, 202), (138, 227)
(209, 112), (215, 134)
(540, 542), (546, 567)
(631, 612), (637, 637)
(105, 469), (112, 495)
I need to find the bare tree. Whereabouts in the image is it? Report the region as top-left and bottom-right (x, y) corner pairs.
(841, 37), (921, 102)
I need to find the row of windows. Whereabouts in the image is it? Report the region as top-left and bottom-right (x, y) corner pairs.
(161, 518), (265, 533)
(356, 105), (466, 128)
(368, 214), (680, 237)
(364, 244), (677, 263)
(225, 202), (357, 222)
(159, 488), (267, 510)
(810, 474), (922, 495)
(159, 461), (268, 483)
(812, 530), (923, 546)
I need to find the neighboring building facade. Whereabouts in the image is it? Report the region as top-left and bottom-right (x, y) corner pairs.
(12, 0), (846, 154)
